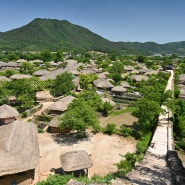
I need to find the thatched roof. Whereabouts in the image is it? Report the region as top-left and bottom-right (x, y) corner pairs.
(36, 91), (54, 101)
(48, 95), (75, 112)
(49, 115), (61, 127)
(33, 69), (50, 76)
(0, 104), (19, 118)
(0, 76), (11, 82)
(60, 150), (93, 171)
(6, 61), (19, 67)
(138, 68), (153, 74)
(179, 74), (185, 82)
(124, 65), (134, 71)
(120, 81), (131, 88)
(101, 98), (116, 107)
(10, 74), (32, 80)
(0, 120), (39, 176)
(93, 78), (114, 89)
(111, 86), (127, 93)
(39, 69), (65, 81)
(130, 75), (148, 82)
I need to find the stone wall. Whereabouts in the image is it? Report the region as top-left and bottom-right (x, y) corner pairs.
(167, 150), (185, 185)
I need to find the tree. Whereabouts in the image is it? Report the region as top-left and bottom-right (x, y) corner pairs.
(51, 72), (75, 97)
(132, 98), (163, 132)
(111, 61), (123, 74)
(41, 50), (52, 62)
(79, 73), (98, 90)
(54, 50), (64, 62)
(20, 62), (34, 74)
(102, 101), (113, 116)
(4, 77), (40, 112)
(78, 90), (103, 111)
(59, 99), (100, 137)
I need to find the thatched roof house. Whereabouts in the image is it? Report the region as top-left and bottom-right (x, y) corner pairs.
(60, 150), (93, 172)
(120, 81), (131, 88)
(33, 69), (50, 77)
(0, 120), (39, 184)
(124, 65), (135, 72)
(10, 74), (32, 80)
(101, 98), (116, 107)
(111, 86), (127, 96)
(130, 75), (148, 82)
(138, 68), (153, 74)
(0, 76), (11, 82)
(47, 95), (75, 115)
(36, 91), (54, 102)
(93, 78), (114, 90)
(179, 74), (185, 84)
(0, 104), (19, 125)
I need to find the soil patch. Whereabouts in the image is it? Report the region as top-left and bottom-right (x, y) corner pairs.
(38, 132), (138, 181)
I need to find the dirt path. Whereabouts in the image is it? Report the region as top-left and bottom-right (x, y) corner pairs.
(38, 132), (138, 181)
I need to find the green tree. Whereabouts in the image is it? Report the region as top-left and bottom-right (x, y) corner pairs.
(59, 99), (100, 137)
(79, 73), (98, 90)
(54, 50), (64, 62)
(78, 90), (103, 111)
(132, 98), (163, 132)
(20, 62), (34, 74)
(102, 101), (113, 116)
(51, 72), (75, 97)
(41, 50), (52, 62)
(111, 61), (123, 74)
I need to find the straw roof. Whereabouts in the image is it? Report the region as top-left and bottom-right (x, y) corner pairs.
(120, 81), (131, 88)
(93, 78), (114, 89)
(0, 104), (19, 118)
(138, 68), (153, 74)
(179, 74), (185, 82)
(0, 76), (11, 82)
(36, 91), (54, 101)
(124, 65), (135, 71)
(10, 74), (32, 80)
(111, 86), (127, 93)
(6, 61), (19, 67)
(130, 75), (148, 82)
(49, 115), (61, 127)
(60, 150), (93, 171)
(101, 98), (116, 107)
(33, 69), (50, 76)
(48, 95), (75, 112)
(0, 120), (39, 176)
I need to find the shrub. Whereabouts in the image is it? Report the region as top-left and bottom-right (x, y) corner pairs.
(136, 133), (152, 154)
(176, 141), (185, 150)
(21, 111), (28, 118)
(103, 123), (117, 135)
(119, 125), (132, 137)
(115, 152), (137, 177)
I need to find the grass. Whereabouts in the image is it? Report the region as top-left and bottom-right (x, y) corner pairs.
(110, 107), (136, 116)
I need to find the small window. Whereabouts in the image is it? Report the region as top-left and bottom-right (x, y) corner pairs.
(17, 172), (25, 176)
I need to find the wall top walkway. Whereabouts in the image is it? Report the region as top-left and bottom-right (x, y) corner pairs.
(125, 70), (174, 185)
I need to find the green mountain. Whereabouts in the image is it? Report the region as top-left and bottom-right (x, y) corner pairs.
(0, 18), (185, 55)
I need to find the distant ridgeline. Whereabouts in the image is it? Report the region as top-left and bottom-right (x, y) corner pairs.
(0, 18), (185, 55)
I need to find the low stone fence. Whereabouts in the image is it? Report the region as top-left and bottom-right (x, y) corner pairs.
(167, 150), (185, 185)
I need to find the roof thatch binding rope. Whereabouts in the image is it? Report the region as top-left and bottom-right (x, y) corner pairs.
(0, 120), (39, 176)
(60, 150), (93, 172)
(0, 104), (19, 118)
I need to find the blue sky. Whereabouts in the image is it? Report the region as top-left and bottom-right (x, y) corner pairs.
(0, 0), (185, 44)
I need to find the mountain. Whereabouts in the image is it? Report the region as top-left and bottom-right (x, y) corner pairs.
(0, 18), (185, 55)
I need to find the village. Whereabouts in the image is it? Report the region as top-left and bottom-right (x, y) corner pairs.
(0, 51), (185, 185)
